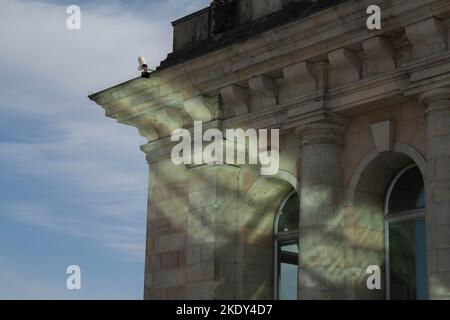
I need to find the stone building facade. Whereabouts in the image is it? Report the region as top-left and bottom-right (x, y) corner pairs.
(90, 0), (450, 300)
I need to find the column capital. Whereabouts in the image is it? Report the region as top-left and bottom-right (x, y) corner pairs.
(295, 113), (347, 146)
(419, 87), (450, 116)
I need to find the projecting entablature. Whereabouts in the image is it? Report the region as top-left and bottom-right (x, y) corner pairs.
(89, 0), (450, 144)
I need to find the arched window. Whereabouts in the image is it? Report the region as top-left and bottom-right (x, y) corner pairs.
(385, 164), (428, 300)
(274, 190), (299, 300)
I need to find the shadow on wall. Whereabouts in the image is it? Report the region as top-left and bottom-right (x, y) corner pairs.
(143, 137), (445, 299)
(145, 157), (298, 299)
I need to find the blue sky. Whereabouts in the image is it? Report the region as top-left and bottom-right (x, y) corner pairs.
(0, 0), (210, 299)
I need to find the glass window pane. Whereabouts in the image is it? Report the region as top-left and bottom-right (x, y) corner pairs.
(388, 167), (424, 213)
(415, 219), (428, 300)
(389, 218), (428, 300)
(278, 241), (298, 300)
(277, 193), (300, 233)
(389, 220), (416, 299)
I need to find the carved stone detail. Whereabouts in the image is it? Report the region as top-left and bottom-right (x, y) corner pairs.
(283, 61), (318, 94)
(295, 113), (348, 146)
(184, 96), (217, 121)
(220, 85), (250, 116)
(363, 36), (396, 73)
(405, 17), (447, 57)
(248, 75), (278, 99)
(370, 120), (395, 153)
(328, 48), (361, 85)
(211, 0), (237, 34)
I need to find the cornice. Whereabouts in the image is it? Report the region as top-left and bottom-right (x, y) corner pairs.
(88, 0), (450, 148)
(89, 0), (450, 105)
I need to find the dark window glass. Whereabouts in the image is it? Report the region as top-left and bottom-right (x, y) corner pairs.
(275, 192), (300, 300)
(278, 241), (298, 300)
(389, 218), (428, 300)
(387, 166), (428, 300)
(277, 193), (300, 233)
(388, 166), (424, 213)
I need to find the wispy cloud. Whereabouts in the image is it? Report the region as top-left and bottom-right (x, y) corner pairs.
(0, 0), (209, 265)
(0, 0), (210, 299)
(0, 259), (67, 300)
(5, 202), (146, 261)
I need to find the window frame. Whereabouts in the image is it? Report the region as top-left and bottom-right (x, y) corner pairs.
(384, 163), (426, 300)
(273, 190), (299, 300)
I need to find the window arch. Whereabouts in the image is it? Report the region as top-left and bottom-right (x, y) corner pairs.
(274, 190), (299, 300)
(385, 164), (428, 300)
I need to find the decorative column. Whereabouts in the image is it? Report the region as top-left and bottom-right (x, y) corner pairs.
(296, 114), (348, 299)
(420, 88), (450, 300)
